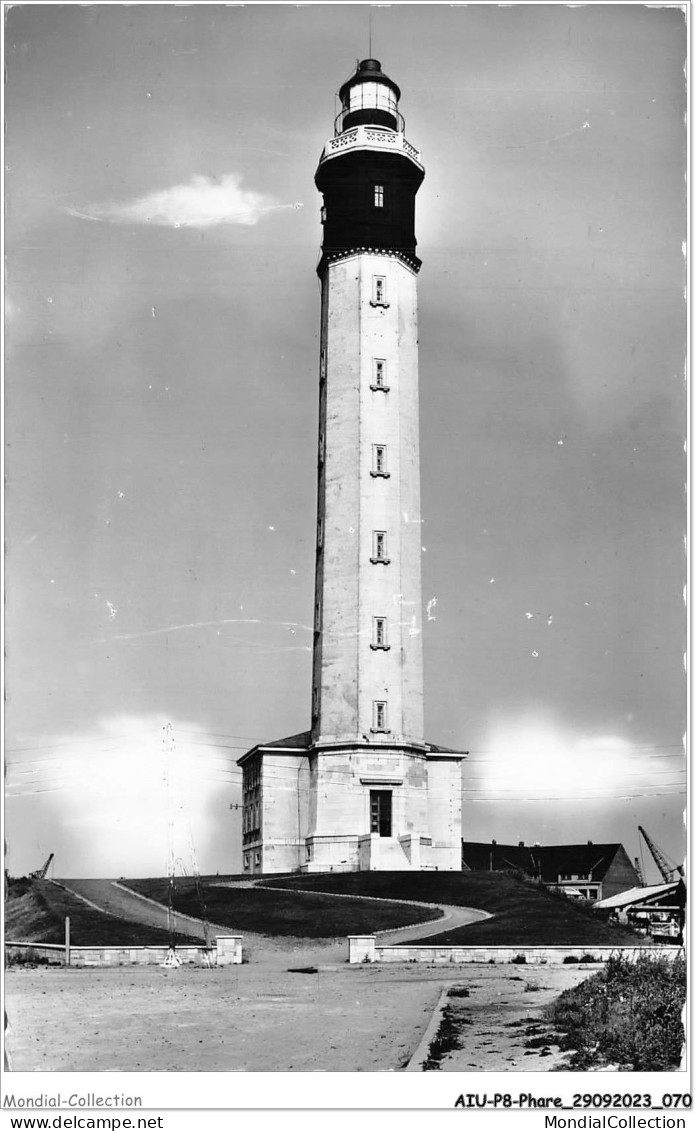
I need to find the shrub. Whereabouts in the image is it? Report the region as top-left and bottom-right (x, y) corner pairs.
(547, 952), (685, 1071)
(5, 950), (62, 968)
(422, 1005), (467, 1070)
(511, 954), (527, 964)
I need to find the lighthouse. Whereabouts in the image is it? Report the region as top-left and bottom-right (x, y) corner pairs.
(238, 60), (466, 875)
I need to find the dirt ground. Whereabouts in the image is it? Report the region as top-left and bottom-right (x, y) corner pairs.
(5, 948), (593, 1073)
(421, 963), (595, 1072)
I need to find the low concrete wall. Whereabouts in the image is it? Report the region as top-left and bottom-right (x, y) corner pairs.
(6, 936), (243, 968)
(348, 936), (683, 965)
(216, 936), (243, 966)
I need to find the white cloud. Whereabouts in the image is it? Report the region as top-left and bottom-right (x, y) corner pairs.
(475, 712), (669, 800)
(67, 173), (301, 229)
(5, 715), (239, 876)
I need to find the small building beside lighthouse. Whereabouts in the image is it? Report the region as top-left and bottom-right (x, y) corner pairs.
(238, 59), (466, 874)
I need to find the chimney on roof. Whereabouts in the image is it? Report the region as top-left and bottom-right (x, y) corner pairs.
(492, 839), (496, 846)
(587, 840), (593, 846)
(518, 840), (524, 848)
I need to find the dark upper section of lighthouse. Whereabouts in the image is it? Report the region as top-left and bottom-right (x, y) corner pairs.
(315, 60), (424, 276)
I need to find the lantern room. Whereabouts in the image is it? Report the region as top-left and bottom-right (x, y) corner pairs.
(337, 58), (402, 133)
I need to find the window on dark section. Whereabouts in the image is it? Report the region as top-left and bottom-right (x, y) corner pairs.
(370, 790), (392, 836)
(374, 185), (384, 208)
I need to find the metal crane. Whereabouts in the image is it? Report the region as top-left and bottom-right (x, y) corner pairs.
(29, 853), (54, 880)
(637, 826), (684, 883)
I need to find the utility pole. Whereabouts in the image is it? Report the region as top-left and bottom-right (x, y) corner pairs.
(161, 723), (182, 967)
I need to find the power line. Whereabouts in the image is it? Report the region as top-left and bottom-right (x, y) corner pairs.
(4, 730), (162, 753)
(6, 742), (686, 769)
(466, 790), (686, 802)
(7, 771), (686, 803)
(6, 729), (685, 757)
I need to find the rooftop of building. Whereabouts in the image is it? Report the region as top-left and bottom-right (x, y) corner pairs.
(461, 840), (633, 883)
(237, 731), (467, 764)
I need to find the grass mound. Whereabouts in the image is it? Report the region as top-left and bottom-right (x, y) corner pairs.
(123, 876), (441, 938)
(5, 880), (199, 947)
(268, 872), (642, 945)
(547, 952), (686, 1070)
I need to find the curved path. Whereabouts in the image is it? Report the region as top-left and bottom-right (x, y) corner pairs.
(57, 877), (490, 962)
(377, 902), (490, 944)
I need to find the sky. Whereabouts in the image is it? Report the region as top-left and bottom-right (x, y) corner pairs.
(4, 3), (687, 881)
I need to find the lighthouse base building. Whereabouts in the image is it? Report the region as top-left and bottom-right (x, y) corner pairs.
(238, 60), (466, 875)
(239, 732), (465, 875)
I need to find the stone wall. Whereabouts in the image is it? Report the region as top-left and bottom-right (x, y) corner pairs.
(6, 936), (243, 968)
(348, 935), (683, 965)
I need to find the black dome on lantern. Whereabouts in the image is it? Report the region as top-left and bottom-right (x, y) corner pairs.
(338, 59), (401, 104)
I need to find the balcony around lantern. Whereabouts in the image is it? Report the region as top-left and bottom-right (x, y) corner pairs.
(319, 122), (423, 171)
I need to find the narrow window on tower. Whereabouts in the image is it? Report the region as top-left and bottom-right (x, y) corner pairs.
(371, 617), (390, 650)
(317, 516), (324, 549)
(370, 276), (389, 308)
(319, 348), (327, 382)
(371, 359), (389, 392)
(374, 184), (384, 208)
(372, 700), (389, 733)
(371, 530), (390, 564)
(315, 599), (321, 634)
(320, 205), (327, 224)
(371, 444), (389, 478)
(312, 686), (319, 720)
(318, 432), (325, 464)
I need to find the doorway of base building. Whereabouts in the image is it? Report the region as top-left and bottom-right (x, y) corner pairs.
(370, 790), (392, 837)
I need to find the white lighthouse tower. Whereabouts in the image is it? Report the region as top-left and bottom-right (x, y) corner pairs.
(238, 60), (466, 875)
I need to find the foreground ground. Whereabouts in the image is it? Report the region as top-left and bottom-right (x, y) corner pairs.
(5, 877), (671, 1073)
(5, 953), (595, 1073)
